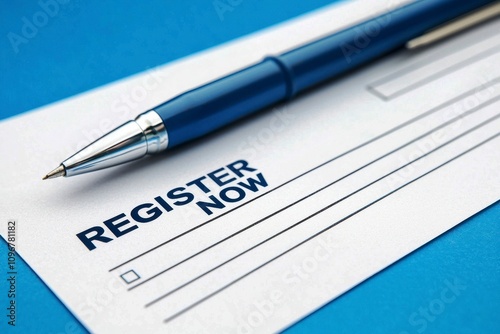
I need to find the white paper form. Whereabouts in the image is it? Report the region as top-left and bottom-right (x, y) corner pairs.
(1, 0), (499, 332)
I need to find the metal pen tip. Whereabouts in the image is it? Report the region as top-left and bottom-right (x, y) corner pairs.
(42, 165), (66, 180)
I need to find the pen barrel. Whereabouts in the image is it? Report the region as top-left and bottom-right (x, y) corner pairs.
(278, 0), (495, 95)
(155, 59), (290, 147)
(156, 0), (494, 149)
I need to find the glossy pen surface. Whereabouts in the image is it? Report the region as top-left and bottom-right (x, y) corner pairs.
(43, 0), (496, 178)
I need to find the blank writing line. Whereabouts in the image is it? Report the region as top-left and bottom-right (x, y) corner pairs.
(161, 133), (499, 323)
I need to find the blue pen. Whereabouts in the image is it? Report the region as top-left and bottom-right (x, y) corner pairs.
(43, 0), (496, 179)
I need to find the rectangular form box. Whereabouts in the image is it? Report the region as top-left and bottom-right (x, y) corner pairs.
(368, 32), (500, 100)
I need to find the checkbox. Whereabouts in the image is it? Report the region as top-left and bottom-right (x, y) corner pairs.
(120, 270), (140, 284)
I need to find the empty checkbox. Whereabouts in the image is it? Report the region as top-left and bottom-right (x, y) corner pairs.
(120, 270), (140, 284)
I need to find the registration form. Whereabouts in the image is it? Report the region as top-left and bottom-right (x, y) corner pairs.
(1, 0), (499, 332)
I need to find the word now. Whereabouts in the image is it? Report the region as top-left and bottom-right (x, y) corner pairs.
(77, 160), (268, 250)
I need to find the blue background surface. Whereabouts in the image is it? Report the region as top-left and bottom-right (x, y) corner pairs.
(0, 0), (498, 333)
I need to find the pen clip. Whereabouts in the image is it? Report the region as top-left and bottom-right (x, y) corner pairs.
(406, 1), (500, 49)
